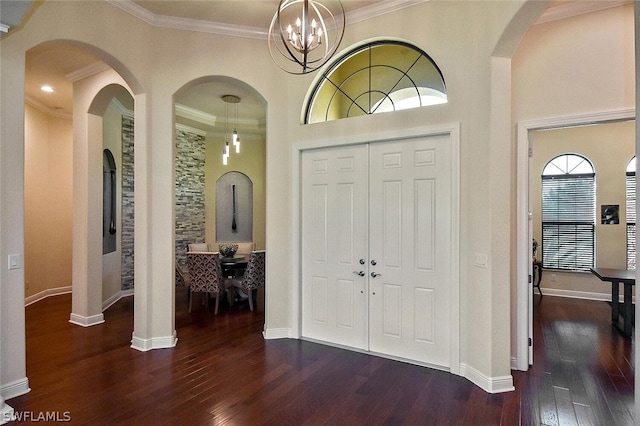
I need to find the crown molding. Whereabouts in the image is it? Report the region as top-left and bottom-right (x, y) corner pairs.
(0, 23), (9, 33)
(25, 95), (72, 120)
(107, 0), (432, 38)
(109, 98), (134, 118)
(66, 61), (111, 82)
(346, 0), (430, 25)
(536, 0), (631, 25)
(106, 0), (266, 39)
(175, 104), (217, 127)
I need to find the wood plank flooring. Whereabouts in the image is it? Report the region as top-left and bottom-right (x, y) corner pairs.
(7, 291), (635, 425)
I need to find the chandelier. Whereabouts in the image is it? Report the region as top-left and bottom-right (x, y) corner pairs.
(268, 0), (345, 74)
(221, 95), (241, 166)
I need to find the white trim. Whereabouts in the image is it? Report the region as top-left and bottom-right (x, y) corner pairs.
(25, 286), (72, 306)
(65, 61), (111, 83)
(292, 122), (461, 376)
(515, 108), (636, 372)
(0, 24), (9, 33)
(346, 0), (429, 25)
(102, 288), (134, 311)
(106, 0), (266, 39)
(536, 0), (631, 25)
(460, 363), (515, 394)
(262, 328), (292, 340)
(109, 98), (134, 119)
(69, 313), (105, 327)
(537, 287), (635, 303)
(24, 95), (72, 120)
(130, 331), (177, 352)
(0, 401), (15, 425)
(0, 377), (30, 400)
(175, 103), (216, 128)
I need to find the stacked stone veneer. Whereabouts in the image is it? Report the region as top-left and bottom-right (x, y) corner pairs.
(175, 129), (206, 266)
(121, 116), (135, 290)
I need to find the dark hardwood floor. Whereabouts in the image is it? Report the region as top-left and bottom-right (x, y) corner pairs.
(7, 291), (635, 425)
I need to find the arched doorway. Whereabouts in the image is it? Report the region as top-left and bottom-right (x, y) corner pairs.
(173, 76), (267, 315)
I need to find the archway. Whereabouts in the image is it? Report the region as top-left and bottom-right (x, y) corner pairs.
(173, 76), (267, 315)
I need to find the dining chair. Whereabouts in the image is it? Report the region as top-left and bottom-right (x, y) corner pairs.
(226, 250), (265, 311)
(186, 252), (227, 314)
(188, 242), (210, 252)
(175, 260), (191, 288)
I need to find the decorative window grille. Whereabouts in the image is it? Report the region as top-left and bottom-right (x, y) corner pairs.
(626, 157), (636, 270)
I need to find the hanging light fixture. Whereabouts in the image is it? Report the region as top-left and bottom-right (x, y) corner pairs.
(268, 0), (345, 74)
(221, 94), (241, 165)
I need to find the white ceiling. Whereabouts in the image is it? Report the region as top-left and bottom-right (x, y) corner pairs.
(10, 0), (632, 136)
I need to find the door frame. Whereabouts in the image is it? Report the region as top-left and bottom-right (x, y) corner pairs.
(291, 122), (461, 374)
(515, 108), (635, 372)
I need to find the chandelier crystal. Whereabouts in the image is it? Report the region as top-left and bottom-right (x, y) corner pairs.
(268, 0), (345, 74)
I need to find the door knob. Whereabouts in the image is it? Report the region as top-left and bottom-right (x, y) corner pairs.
(353, 271), (365, 277)
(359, 259), (366, 265)
(371, 260), (377, 266)
(371, 272), (381, 278)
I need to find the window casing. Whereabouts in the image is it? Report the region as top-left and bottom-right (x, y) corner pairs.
(626, 157), (636, 270)
(541, 154), (595, 272)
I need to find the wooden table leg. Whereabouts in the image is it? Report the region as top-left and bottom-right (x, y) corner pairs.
(623, 282), (633, 336)
(611, 280), (619, 323)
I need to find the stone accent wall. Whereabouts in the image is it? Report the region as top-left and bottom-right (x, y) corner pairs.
(175, 129), (206, 266)
(121, 116), (135, 290)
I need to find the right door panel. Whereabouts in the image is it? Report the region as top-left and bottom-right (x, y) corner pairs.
(368, 135), (452, 368)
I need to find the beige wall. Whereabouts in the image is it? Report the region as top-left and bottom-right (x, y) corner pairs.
(531, 121), (635, 296)
(24, 104), (73, 300)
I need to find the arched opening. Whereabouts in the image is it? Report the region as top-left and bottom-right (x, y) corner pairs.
(173, 76), (267, 316)
(24, 41), (141, 331)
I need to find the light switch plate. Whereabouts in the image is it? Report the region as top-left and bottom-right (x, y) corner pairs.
(8, 254), (20, 270)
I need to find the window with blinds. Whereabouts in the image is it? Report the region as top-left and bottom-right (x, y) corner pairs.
(626, 157), (636, 270)
(541, 154), (595, 272)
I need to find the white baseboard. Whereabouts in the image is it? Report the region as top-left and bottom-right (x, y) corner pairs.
(131, 330), (177, 352)
(460, 363), (515, 394)
(25, 286), (71, 306)
(0, 378), (30, 400)
(0, 401), (14, 425)
(102, 288), (134, 311)
(69, 313), (105, 327)
(540, 287), (635, 303)
(262, 328), (292, 339)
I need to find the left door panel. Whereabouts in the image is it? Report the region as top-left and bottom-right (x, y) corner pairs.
(301, 145), (369, 349)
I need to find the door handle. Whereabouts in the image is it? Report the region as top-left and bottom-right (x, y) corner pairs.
(353, 271), (365, 277)
(371, 272), (381, 278)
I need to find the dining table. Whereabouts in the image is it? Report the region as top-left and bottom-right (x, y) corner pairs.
(220, 254), (248, 278)
(590, 267), (635, 337)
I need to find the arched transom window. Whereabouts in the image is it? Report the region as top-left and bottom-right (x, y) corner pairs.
(305, 40), (447, 124)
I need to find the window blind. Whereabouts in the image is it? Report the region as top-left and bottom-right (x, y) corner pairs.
(541, 174), (595, 271)
(626, 172), (636, 270)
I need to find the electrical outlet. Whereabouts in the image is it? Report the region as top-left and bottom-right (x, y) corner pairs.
(551, 274), (557, 282)
(474, 253), (488, 268)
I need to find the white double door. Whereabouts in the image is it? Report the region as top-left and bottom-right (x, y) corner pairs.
(301, 135), (453, 368)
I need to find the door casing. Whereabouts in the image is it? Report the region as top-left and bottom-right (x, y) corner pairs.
(291, 123), (461, 374)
